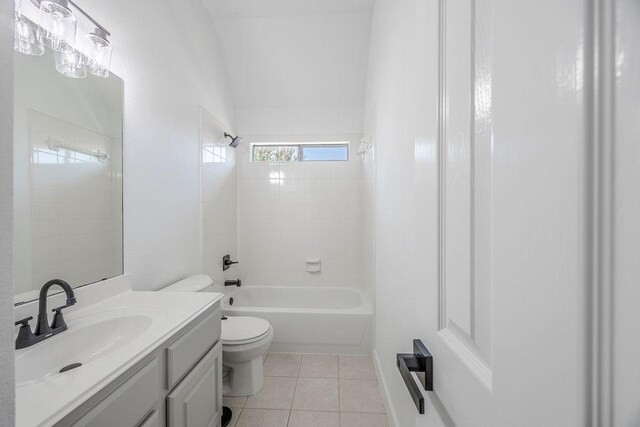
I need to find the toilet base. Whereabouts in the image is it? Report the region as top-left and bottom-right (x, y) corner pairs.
(223, 356), (266, 396)
(222, 328), (273, 396)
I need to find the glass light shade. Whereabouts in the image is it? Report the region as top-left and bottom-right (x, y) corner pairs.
(14, 12), (45, 56)
(39, 0), (77, 52)
(87, 30), (112, 78)
(54, 45), (87, 79)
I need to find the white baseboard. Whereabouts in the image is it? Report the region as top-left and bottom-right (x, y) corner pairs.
(373, 349), (400, 427)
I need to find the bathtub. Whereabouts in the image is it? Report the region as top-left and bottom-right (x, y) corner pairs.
(214, 286), (372, 354)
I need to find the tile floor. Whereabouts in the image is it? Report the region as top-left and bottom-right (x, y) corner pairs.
(224, 353), (389, 427)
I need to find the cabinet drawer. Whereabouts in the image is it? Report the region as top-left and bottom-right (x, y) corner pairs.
(167, 341), (223, 427)
(166, 308), (221, 389)
(73, 358), (159, 427)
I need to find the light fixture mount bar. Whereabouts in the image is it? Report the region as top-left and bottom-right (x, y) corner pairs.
(27, 0), (111, 36)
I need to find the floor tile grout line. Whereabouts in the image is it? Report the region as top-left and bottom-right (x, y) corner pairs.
(287, 368), (301, 427)
(338, 365), (342, 416)
(290, 374), (300, 411)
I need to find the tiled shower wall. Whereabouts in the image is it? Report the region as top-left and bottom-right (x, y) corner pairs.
(238, 146), (364, 288)
(200, 109), (239, 287)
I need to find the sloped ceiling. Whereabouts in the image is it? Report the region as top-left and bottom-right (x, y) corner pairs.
(202, 0), (374, 111)
(202, 0), (374, 19)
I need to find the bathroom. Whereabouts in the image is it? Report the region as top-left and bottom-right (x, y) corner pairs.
(2, 0), (640, 426)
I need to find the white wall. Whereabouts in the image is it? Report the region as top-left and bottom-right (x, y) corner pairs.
(213, 11), (371, 139)
(78, 0), (236, 290)
(237, 138), (364, 288)
(236, 107), (364, 138)
(364, 0), (447, 425)
(213, 13), (371, 108)
(0, 0), (15, 423)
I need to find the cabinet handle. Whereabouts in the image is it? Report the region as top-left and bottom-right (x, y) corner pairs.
(396, 339), (433, 414)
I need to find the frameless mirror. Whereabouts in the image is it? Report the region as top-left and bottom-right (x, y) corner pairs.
(13, 49), (124, 304)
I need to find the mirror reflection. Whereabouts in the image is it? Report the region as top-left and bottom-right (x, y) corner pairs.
(13, 49), (124, 304)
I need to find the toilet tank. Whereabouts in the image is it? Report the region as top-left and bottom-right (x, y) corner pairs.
(161, 275), (213, 292)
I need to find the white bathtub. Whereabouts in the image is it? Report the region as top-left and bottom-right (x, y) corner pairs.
(214, 286), (372, 354)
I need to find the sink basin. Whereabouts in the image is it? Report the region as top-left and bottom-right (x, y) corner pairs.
(16, 310), (156, 387)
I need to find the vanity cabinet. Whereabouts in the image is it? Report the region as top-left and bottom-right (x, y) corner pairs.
(167, 342), (223, 427)
(56, 303), (222, 427)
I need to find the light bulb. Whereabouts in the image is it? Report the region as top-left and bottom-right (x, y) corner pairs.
(86, 28), (112, 78)
(39, 0), (76, 52)
(54, 44), (87, 79)
(13, 0), (44, 56)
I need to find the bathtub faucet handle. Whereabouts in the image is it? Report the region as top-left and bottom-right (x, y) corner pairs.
(223, 254), (239, 271)
(225, 279), (241, 287)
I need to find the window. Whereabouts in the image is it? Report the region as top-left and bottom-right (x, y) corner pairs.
(252, 143), (349, 162)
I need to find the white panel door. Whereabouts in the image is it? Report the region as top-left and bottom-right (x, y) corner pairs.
(411, 0), (591, 425)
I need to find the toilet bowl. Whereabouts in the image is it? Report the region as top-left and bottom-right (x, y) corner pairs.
(160, 275), (273, 396)
(221, 316), (273, 396)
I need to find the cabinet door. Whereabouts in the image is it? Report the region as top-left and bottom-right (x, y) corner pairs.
(139, 410), (160, 427)
(72, 359), (159, 427)
(167, 342), (222, 427)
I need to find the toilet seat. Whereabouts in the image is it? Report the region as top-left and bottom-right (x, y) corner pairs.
(222, 316), (272, 346)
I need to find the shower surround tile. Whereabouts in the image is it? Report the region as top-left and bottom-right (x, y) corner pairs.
(238, 157), (365, 289)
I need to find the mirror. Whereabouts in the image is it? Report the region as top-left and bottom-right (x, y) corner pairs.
(13, 49), (124, 304)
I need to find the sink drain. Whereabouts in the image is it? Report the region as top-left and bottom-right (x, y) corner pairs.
(59, 363), (82, 373)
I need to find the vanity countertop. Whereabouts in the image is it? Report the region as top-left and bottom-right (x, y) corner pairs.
(15, 290), (223, 427)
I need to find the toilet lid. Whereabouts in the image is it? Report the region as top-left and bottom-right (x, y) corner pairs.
(222, 316), (271, 345)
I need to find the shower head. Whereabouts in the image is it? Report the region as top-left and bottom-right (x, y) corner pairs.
(224, 132), (243, 148)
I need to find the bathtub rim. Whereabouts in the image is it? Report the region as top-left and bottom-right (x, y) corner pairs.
(217, 285), (373, 315)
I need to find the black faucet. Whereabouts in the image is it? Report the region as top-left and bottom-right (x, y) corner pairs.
(15, 279), (77, 349)
(224, 279), (242, 287)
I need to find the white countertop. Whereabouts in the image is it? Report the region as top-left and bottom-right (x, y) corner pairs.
(15, 290), (223, 427)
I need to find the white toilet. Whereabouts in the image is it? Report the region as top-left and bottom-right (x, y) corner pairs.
(221, 316), (273, 396)
(161, 275), (273, 396)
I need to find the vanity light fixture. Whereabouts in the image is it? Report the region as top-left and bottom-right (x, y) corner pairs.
(86, 27), (112, 78)
(39, 0), (77, 53)
(13, 0), (44, 55)
(54, 44), (87, 78)
(14, 0), (114, 79)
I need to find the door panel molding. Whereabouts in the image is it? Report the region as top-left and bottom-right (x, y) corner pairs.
(438, 327), (492, 390)
(586, 0), (616, 425)
(437, 0), (493, 376)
